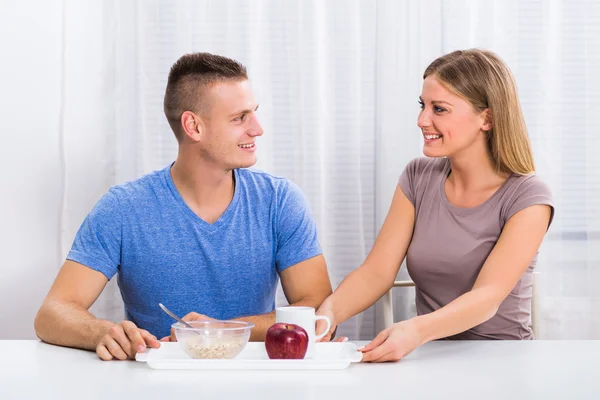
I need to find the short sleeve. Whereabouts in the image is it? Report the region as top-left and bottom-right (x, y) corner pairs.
(275, 180), (323, 273)
(503, 175), (555, 229)
(66, 189), (122, 279)
(398, 157), (428, 206)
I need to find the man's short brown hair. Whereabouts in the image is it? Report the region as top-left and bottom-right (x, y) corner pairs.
(164, 52), (248, 140)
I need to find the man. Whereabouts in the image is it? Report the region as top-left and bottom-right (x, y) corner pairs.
(34, 53), (333, 361)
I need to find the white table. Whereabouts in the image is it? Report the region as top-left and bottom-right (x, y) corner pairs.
(1, 340), (599, 400)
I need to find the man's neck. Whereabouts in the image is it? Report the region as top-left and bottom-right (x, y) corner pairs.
(170, 152), (235, 223)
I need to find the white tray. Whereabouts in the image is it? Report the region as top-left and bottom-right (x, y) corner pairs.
(136, 342), (363, 370)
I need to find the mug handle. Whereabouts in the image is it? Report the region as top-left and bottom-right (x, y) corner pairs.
(314, 315), (332, 340)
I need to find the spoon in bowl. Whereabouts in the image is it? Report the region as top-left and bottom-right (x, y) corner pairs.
(158, 303), (195, 328)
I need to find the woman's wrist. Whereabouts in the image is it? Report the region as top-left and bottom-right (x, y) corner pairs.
(412, 314), (435, 345)
(323, 294), (342, 324)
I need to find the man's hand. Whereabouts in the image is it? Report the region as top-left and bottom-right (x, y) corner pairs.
(160, 312), (215, 342)
(96, 321), (160, 361)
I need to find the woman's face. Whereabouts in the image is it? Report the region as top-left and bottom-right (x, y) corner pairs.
(417, 76), (491, 159)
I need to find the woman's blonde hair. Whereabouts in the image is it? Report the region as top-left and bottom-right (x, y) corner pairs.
(424, 49), (535, 174)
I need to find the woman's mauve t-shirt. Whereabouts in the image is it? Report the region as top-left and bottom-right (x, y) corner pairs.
(399, 157), (554, 340)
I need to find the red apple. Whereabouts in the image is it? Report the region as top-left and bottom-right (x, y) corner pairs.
(265, 323), (309, 359)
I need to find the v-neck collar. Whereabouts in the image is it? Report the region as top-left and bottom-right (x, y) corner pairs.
(163, 163), (240, 232)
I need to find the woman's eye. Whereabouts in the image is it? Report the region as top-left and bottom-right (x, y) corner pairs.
(434, 106), (446, 113)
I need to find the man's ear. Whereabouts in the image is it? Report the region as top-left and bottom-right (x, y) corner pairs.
(181, 111), (204, 141)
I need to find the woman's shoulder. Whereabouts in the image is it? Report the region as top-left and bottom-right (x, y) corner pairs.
(500, 173), (554, 226)
(505, 173), (553, 202)
(399, 157), (448, 206)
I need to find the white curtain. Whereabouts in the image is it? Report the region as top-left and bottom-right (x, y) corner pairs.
(60, 0), (600, 339)
(437, 0), (600, 339)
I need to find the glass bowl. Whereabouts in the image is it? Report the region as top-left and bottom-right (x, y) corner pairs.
(173, 320), (254, 359)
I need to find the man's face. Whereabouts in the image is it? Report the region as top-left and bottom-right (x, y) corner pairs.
(198, 80), (263, 170)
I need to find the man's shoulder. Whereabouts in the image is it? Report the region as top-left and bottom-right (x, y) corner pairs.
(107, 166), (169, 205)
(236, 168), (310, 212)
(237, 168), (294, 193)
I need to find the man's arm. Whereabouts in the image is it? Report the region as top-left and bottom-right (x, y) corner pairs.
(237, 254), (332, 341)
(34, 260), (160, 359)
(35, 260), (113, 349)
(236, 179), (333, 341)
(167, 254), (333, 342)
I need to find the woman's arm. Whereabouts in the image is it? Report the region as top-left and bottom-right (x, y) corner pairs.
(317, 185), (415, 339)
(361, 204), (552, 362)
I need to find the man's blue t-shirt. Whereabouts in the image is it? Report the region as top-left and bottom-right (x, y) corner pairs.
(67, 165), (322, 338)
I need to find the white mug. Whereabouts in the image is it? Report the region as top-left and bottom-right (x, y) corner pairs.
(275, 306), (331, 359)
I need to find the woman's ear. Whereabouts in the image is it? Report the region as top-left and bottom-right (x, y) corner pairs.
(481, 108), (493, 132)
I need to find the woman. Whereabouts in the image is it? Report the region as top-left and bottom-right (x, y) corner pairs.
(317, 49), (554, 362)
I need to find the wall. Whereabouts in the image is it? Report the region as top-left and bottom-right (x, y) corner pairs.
(0, 0), (64, 339)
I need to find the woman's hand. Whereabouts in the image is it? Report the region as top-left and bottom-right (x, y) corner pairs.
(360, 318), (423, 362)
(316, 298), (344, 342)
